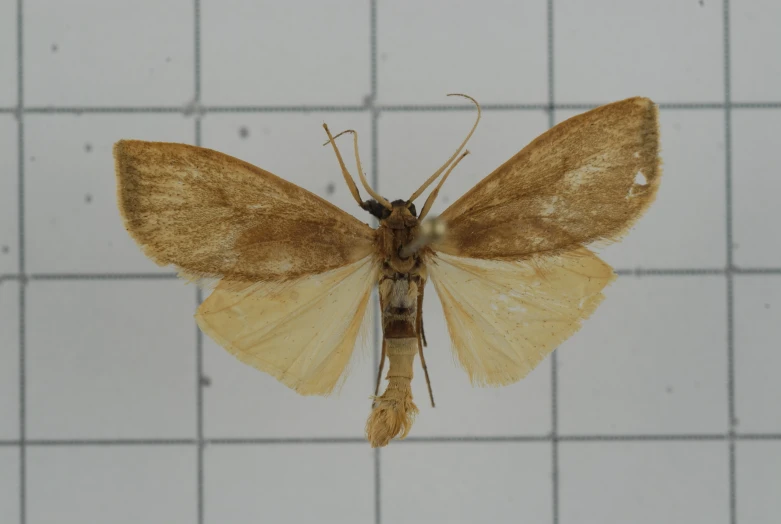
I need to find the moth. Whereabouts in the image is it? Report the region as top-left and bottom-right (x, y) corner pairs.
(114, 95), (661, 447)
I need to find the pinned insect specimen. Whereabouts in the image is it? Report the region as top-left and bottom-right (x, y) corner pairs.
(114, 95), (661, 447)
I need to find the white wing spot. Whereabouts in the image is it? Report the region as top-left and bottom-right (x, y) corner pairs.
(634, 151), (640, 158)
(634, 171), (648, 186)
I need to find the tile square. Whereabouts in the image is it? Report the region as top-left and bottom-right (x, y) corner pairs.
(205, 444), (373, 524)
(556, 108), (727, 270)
(378, 110), (550, 215)
(736, 441), (781, 524)
(25, 0), (194, 107)
(560, 441), (729, 524)
(201, 0), (370, 106)
(559, 276), (728, 435)
(27, 280), (197, 439)
(0, 0), (15, 106)
(0, 281), (19, 439)
(0, 114), (18, 274)
(382, 442), (552, 524)
(200, 111), (373, 224)
(555, 0), (723, 104)
(25, 114), (193, 274)
(0, 448), (20, 524)
(732, 109), (781, 267)
(731, 1), (781, 102)
(28, 446), (196, 524)
(734, 276), (781, 432)
(377, 0), (547, 105)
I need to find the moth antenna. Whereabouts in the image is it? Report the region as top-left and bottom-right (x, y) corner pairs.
(324, 128), (392, 210)
(323, 123), (365, 208)
(417, 150), (470, 221)
(407, 93), (481, 206)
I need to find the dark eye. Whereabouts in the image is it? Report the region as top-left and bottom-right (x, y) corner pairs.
(382, 208), (392, 219)
(407, 203), (417, 217)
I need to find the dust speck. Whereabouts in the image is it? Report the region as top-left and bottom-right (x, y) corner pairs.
(84, 142), (92, 153)
(200, 376), (212, 387)
(84, 193), (93, 203)
(325, 182), (336, 195)
(765, 303), (771, 309)
(51, 43), (58, 53)
(1, 245), (9, 254)
(29, 156), (35, 162)
(362, 93), (374, 108)
(665, 386), (673, 394)
(239, 126), (250, 139)
(699, 0), (704, 5)
(380, 52), (388, 62)
(165, 56), (172, 63)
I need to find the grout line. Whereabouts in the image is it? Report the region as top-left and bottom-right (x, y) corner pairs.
(723, 2), (737, 524)
(614, 268), (725, 276)
(6, 101), (781, 116)
(2, 433), (779, 447)
(28, 273), (180, 280)
(194, 1), (204, 523)
(16, 0), (25, 523)
(1, 267), (779, 285)
(547, 3), (559, 524)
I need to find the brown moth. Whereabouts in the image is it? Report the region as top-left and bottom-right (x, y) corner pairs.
(114, 95), (661, 447)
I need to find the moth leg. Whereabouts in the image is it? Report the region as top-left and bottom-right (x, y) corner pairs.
(416, 284), (434, 407)
(373, 338), (387, 400)
(418, 339), (435, 408)
(416, 283), (427, 347)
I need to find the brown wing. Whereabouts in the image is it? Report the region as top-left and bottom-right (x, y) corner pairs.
(114, 140), (376, 283)
(432, 97), (661, 259)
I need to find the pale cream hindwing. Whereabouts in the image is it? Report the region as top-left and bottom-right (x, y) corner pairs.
(425, 248), (616, 386)
(195, 255), (379, 396)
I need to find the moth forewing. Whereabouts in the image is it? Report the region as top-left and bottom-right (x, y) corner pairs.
(432, 97), (661, 260)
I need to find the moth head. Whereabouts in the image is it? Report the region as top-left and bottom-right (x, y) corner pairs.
(379, 199), (418, 230)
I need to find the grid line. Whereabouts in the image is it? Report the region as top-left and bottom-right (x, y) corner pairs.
(722, 2), (737, 524)
(1, 266), (780, 284)
(16, 0), (26, 523)
(0, 432), (778, 447)
(547, 2), (559, 524)
(193, 0), (204, 523)
(4, 101), (781, 115)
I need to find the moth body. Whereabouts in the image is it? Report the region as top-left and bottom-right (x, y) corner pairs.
(368, 200), (432, 447)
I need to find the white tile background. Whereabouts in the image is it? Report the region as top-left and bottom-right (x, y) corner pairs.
(0, 1), (779, 524)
